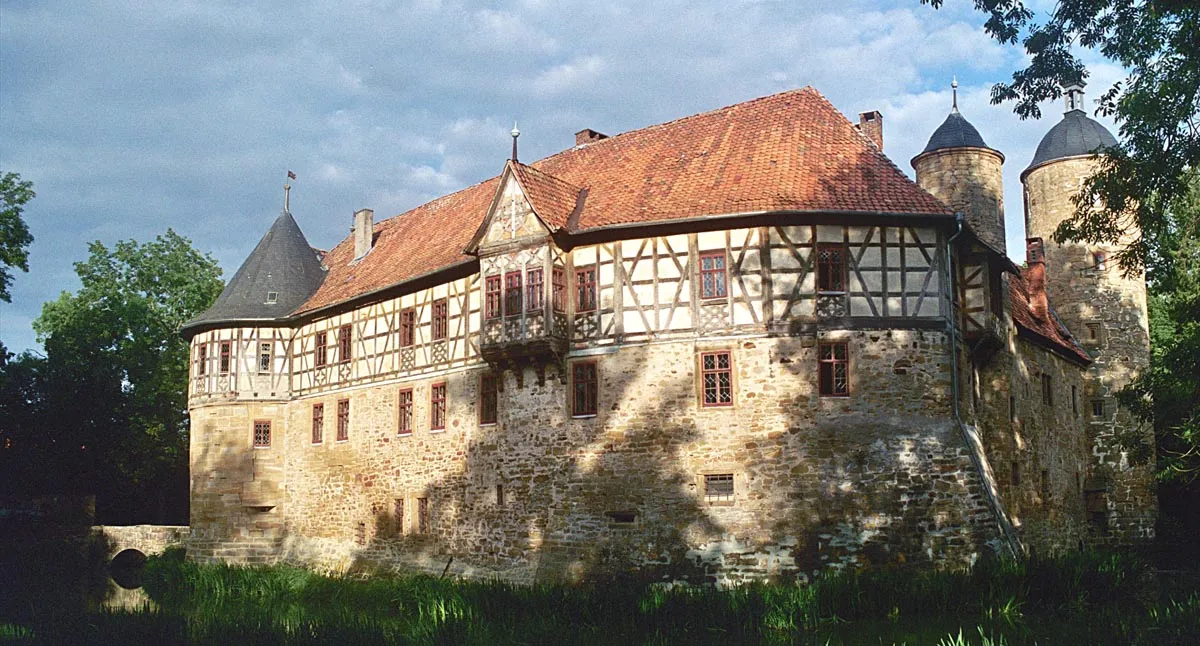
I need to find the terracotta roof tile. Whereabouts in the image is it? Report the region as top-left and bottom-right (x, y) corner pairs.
(1008, 270), (1091, 364)
(298, 87), (951, 314)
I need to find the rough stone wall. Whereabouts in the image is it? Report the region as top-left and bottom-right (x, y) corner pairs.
(914, 148), (1006, 252)
(93, 525), (189, 558)
(1024, 157), (1156, 543)
(190, 331), (1004, 584)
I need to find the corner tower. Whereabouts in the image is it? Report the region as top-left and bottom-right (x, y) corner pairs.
(1020, 81), (1154, 543)
(912, 79), (1006, 252)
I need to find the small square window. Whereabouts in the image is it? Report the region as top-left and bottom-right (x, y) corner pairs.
(1091, 399), (1105, 419)
(1092, 251), (1107, 271)
(265, 291), (278, 304)
(1085, 322), (1103, 343)
(704, 473), (734, 503)
(253, 420), (271, 448)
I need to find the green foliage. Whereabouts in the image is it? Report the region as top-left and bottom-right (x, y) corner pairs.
(0, 171), (36, 303)
(923, 0), (1200, 273)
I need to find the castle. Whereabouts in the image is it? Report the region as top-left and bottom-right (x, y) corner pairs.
(181, 83), (1154, 584)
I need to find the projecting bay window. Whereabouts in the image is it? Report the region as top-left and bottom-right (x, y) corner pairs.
(432, 299), (448, 341)
(400, 308), (415, 347)
(338, 324), (352, 364)
(485, 275), (502, 320)
(479, 373), (498, 425)
(504, 272), (522, 317)
(818, 342), (849, 397)
(397, 388), (413, 436)
(575, 266), (597, 312)
(315, 331), (328, 367)
(816, 244), (846, 293)
(572, 361), (598, 417)
(701, 351), (733, 407)
(699, 251), (728, 300)
(552, 268), (565, 313)
(430, 382), (447, 431)
(311, 404), (324, 444)
(526, 268), (544, 311)
(219, 341), (231, 374)
(337, 399), (350, 442)
(253, 420), (271, 448)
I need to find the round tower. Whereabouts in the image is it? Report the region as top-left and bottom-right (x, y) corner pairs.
(912, 79), (1006, 252)
(1021, 81), (1153, 543)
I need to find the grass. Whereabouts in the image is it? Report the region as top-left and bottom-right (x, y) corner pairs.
(2, 545), (1198, 644)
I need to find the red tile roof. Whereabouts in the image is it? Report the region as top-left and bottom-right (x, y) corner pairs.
(1008, 270), (1091, 364)
(298, 87), (952, 314)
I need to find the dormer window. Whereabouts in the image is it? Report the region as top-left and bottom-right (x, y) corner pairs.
(265, 291), (278, 304)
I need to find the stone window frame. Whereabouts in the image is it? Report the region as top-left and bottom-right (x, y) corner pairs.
(702, 473), (735, 506)
(817, 341), (850, 397)
(337, 324), (352, 364)
(258, 342), (272, 374)
(571, 360), (599, 418)
(1090, 398), (1106, 421)
(1071, 385), (1079, 417)
(816, 243), (848, 294)
(575, 265), (597, 313)
(1092, 250), (1108, 271)
(1083, 320), (1106, 346)
(504, 271), (523, 318)
(336, 398), (350, 442)
(398, 388), (414, 436)
(1041, 374), (1053, 407)
(698, 250), (728, 301)
(698, 350), (735, 408)
(219, 341), (232, 374)
(430, 382), (447, 432)
(311, 403), (324, 445)
(400, 308), (416, 347)
(252, 419), (271, 449)
(431, 299), (449, 341)
(479, 372), (499, 426)
(315, 331), (328, 368)
(527, 267), (544, 311)
(417, 496), (430, 534)
(394, 498), (405, 536)
(484, 275), (502, 320)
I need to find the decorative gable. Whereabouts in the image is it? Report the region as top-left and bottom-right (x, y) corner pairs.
(467, 161), (582, 255)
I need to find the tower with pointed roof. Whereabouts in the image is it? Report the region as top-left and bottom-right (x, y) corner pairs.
(1021, 81), (1154, 543)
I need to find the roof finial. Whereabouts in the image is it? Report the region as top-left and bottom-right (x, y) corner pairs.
(951, 76), (959, 113)
(511, 122), (520, 162)
(284, 170), (296, 212)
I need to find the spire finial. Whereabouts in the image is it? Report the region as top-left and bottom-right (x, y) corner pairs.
(284, 170), (296, 212)
(511, 122), (520, 162)
(951, 76), (959, 113)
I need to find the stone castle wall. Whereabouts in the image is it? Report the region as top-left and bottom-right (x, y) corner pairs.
(913, 148), (1006, 252)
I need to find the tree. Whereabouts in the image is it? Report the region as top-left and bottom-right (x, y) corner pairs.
(0, 171), (36, 302)
(923, 0), (1200, 272)
(18, 229), (223, 523)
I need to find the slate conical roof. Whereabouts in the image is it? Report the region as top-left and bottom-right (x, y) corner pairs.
(183, 210), (326, 334)
(1024, 109), (1117, 175)
(921, 111), (992, 153)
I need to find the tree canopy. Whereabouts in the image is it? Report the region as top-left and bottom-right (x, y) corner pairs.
(924, 0), (1200, 272)
(0, 171), (36, 303)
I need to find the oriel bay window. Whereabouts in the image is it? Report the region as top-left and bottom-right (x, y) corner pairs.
(699, 251), (728, 299)
(818, 341), (849, 396)
(552, 268), (566, 312)
(432, 299), (448, 340)
(816, 244), (846, 293)
(430, 382), (447, 431)
(485, 275), (502, 319)
(572, 361), (598, 416)
(701, 351), (733, 407)
(526, 268), (544, 311)
(576, 266), (597, 312)
(504, 271), (522, 316)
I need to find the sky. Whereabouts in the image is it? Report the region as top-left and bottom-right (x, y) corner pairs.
(0, 0), (1124, 355)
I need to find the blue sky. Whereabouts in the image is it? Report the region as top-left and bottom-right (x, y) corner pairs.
(0, 0), (1122, 354)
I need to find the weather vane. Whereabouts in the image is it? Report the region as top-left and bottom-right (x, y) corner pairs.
(284, 170), (296, 212)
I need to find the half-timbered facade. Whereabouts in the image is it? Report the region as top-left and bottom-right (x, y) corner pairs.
(182, 86), (1154, 583)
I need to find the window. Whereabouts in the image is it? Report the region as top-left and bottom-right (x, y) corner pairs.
(337, 399), (350, 441)
(504, 271), (522, 316)
(338, 324), (351, 364)
(1011, 462), (1021, 487)
(1040, 469), (1050, 501)
(1093, 251), (1107, 271)
(572, 362), (598, 416)
(397, 389), (413, 435)
(1009, 395), (1016, 424)
(479, 373), (498, 425)
(315, 331), (328, 367)
(198, 345), (208, 376)
(219, 341), (231, 374)
(1086, 322), (1102, 343)
(1071, 385), (1078, 417)
(485, 275), (502, 320)
(575, 266), (597, 312)
(311, 404), (324, 444)
(817, 244), (846, 292)
(253, 420), (271, 448)
(701, 351), (733, 407)
(818, 342), (849, 396)
(1041, 374), (1053, 406)
(266, 291), (278, 304)
(432, 299), (448, 340)
(417, 497), (429, 533)
(355, 522), (366, 546)
(527, 268), (544, 311)
(496, 484), (505, 506)
(699, 251), (727, 299)
(258, 342), (272, 373)
(400, 308), (415, 347)
(704, 473), (734, 503)
(394, 498), (405, 536)
(1091, 399), (1105, 418)
(430, 382), (446, 431)
(552, 268), (566, 312)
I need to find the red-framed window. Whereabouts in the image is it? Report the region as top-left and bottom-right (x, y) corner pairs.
(552, 268), (566, 312)
(816, 244), (846, 293)
(485, 275), (502, 320)
(338, 324), (351, 364)
(253, 420), (271, 448)
(480, 373), (498, 425)
(527, 268), (544, 311)
(315, 331), (328, 367)
(432, 299), (448, 340)
(397, 388), (413, 436)
(198, 344), (208, 376)
(430, 382), (447, 431)
(818, 342), (849, 396)
(400, 308), (415, 347)
(219, 341), (231, 374)
(337, 399), (350, 441)
(701, 351), (733, 407)
(504, 271), (522, 317)
(572, 361), (598, 416)
(311, 404), (324, 444)
(699, 251), (728, 299)
(575, 266), (597, 312)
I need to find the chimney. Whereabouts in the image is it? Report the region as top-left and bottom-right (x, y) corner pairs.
(858, 111), (883, 150)
(1026, 238), (1048, 320)
(352, 208), (374, 260)
(575, 128), (608, 147)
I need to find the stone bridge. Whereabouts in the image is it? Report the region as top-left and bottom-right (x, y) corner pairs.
(92, 525), (189, 564)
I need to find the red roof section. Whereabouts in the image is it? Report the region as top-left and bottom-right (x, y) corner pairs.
(1008, 270), (1091, 364)
(298, 87), (951, 314)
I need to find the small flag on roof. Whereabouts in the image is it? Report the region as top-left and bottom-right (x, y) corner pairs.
(287, 170), (297, 180)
